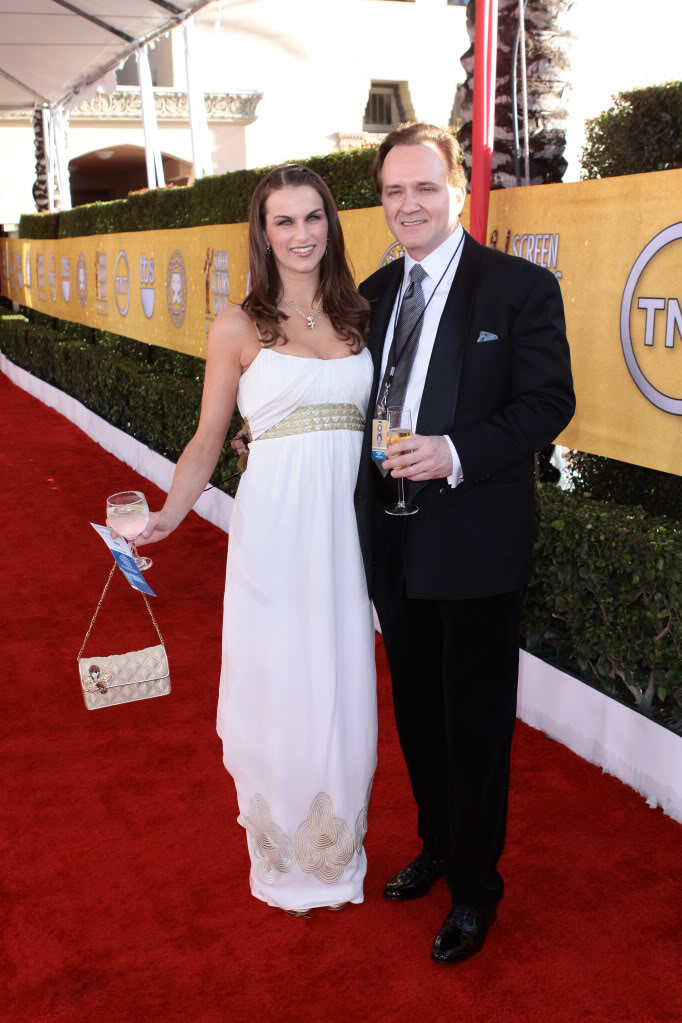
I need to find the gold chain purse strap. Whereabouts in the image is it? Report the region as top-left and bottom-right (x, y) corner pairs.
(77, 564), (165, 664)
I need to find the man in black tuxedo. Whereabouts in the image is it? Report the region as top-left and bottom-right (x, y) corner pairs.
(355, 122), (575, 964)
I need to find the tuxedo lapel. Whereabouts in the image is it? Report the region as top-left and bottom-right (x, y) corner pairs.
(410, 233), (482, 500)
(366, 258), (403, 406)
(356, 259), (403, 500)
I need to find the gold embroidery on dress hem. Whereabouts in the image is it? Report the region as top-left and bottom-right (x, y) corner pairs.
(295, 792), (355, 884)
(244, 793), (294, 886)
(254, 403), (364, 442)
(354, 779), (373, 855)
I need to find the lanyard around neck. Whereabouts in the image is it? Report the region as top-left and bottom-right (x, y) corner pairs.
(377, 230), (465, 414)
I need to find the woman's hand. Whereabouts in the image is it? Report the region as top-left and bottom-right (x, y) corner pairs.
(109, 509), (176, 546)
(136, 510), (177, 546)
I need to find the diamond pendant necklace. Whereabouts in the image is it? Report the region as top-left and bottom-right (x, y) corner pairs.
(284, 295), (323, 331)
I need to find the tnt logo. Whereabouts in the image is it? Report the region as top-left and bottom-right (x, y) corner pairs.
(114, 250), (130, 317)
(621, 223), (682, 416)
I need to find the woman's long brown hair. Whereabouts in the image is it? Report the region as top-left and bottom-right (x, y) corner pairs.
(241, 165), (369, 352)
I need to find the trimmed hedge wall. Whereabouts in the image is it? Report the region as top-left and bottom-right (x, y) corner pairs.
(526, 484), (682, 734)
(2, 313), (681, 735)
(0, 312), (241, 495)
(568, 450), (681, 523)
(580, 81), (682, 180)
(20, 145), (380, 240)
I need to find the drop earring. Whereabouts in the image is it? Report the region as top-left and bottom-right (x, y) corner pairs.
(265, 241), (271, 254)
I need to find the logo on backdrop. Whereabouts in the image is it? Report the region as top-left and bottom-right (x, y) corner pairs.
(25, 248), (31, 291)
(95, 251), (108, 316)
(203, 248), (230, 333)
(8, 246), (15, 290)
(61, 257), (71, 303)
(16, 249), (23, 290)
(166, 249), (187, 328)
(139, 254), (155, 318)
(621, 222), (682, 416)
(76, 252), (87, 308)
(48, 252), (58, 303)
(491, 229), (563, 280)
(206, 248), (230, 315)
(114, 250), (130, 317)
(36, 252), (46, 302)
(378, 241), (406, 269)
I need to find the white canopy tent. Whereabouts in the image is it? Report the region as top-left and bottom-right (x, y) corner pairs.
(0, 0), (219, 208)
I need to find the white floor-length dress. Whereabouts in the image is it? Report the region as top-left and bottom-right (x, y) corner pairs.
(217, 344), (377, 911)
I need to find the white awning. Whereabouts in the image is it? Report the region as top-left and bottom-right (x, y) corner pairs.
(0, 0), (219, 113)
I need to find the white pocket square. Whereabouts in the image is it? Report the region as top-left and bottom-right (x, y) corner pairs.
(477, 331), (499, 343)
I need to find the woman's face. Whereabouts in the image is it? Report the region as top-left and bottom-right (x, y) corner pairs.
(263, 185), (329, 277)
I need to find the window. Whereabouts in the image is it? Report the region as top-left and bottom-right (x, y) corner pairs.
(363, 84), (405, 133)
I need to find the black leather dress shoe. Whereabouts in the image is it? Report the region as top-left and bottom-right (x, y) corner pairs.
(383, 851), (446, 901)
(431, 903), (496, 964)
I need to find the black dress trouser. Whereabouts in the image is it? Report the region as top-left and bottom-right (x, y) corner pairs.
(371, 496), (524, 907)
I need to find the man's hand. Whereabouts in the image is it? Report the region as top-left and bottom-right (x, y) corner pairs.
(230, 426), (250, 460)
(383, 433), (453, 482)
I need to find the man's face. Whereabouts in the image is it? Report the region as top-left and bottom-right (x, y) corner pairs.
(380, 142), (465, 261)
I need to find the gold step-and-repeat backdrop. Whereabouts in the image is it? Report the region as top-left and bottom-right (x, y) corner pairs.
(1, 168), (681, 476)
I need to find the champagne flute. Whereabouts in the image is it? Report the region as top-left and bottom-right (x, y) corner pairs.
(385, 408), (419, 517)
(106, 490), (153, 571)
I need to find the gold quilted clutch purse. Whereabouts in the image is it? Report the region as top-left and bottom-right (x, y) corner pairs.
(77, 564), (171, 711)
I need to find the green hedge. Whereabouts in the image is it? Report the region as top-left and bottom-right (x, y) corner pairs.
(526, 484), (682, 734)
(568, 450), (681, 523)
(0, 312), (241, 494)
(2, 312), (681, 734)
(20, 145), (380, 240)
(580, 81), (682, 179)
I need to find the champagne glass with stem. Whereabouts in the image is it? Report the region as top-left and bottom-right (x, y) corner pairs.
(385, 407), (419, 517)
(106, 490), (153, 571)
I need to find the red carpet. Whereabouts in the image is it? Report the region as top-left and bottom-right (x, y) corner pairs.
(2, 369), (681, 1023)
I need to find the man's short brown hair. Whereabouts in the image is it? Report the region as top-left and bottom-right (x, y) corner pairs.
(372, 121), (467, 194)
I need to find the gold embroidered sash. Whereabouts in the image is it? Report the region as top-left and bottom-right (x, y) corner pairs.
(251, 403), (365, 442)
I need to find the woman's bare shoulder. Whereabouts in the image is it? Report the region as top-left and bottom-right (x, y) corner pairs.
(207, 301), (260, 368)
(210, 301), (257, 337)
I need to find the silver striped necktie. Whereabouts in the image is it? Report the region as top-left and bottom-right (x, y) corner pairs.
(375, 262), (427, 475)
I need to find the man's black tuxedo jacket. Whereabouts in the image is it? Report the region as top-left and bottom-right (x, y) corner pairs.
(354, 230), (575, 602)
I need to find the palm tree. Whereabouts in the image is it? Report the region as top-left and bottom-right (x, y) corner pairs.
(455, 0), (574, 187)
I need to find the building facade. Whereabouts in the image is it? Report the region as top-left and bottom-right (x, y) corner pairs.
(0, 0), (470, 225)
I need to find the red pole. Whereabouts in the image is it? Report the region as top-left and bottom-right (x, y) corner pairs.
(469, 0), (498, 244)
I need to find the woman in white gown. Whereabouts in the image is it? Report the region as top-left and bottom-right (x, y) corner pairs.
(137, 166), (377, 914)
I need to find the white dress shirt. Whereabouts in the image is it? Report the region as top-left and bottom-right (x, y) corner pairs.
(379, 223), (465, 487)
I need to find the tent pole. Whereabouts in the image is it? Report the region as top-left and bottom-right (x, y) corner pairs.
(42, 107), (55, 212)
(183, 17), (212, 180)
(137, 48), (165, 189)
